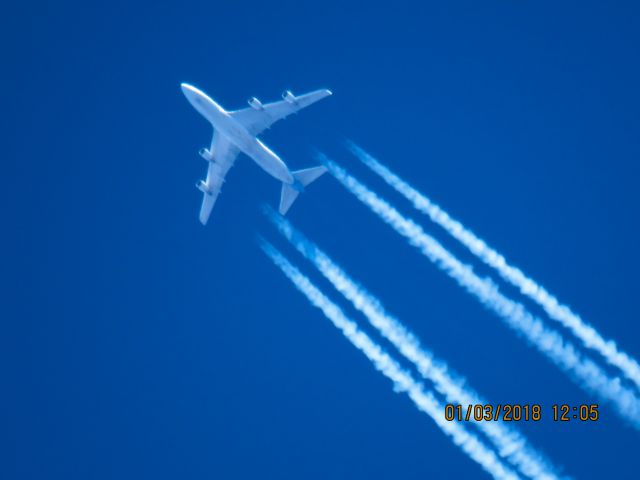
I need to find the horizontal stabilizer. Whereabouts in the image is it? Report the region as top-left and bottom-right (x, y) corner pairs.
(293, 166), (327, 187)
(278, 166), (327, 215)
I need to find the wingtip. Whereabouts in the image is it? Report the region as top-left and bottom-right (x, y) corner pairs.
(198, 210), (210, 225)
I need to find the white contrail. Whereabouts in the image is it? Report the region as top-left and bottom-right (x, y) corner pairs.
(349, 142), (640, 391)
(319, 154), (640, 428)
(263, 210), (562, 480)
(260, 241), (521, 480)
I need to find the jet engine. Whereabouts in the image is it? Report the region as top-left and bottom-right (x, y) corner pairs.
(248, 97), (263, 110)
(282, 90), (296, 104)
(199, 147), (213, 161)
(196, 180), (212, 194)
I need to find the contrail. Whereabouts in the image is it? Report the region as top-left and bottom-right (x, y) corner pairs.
(318, 153), (640, 428)
(263, 210), (562, 480)
(348, 142), (640, 391)
(259, 241), (521, 480)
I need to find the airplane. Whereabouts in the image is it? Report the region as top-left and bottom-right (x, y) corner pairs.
(180, 83), (332, 224)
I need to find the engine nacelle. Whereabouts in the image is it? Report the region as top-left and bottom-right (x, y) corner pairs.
(196, 180), (212, 195)
(282, 90), (296, 104)
(199, 147), (213, 161)
(248, 97), (263, 110)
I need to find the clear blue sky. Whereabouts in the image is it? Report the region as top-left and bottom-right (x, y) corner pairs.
(4, 1), (640, 478)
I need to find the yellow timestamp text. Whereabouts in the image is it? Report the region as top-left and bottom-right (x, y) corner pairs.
(444, 404), (600, 422)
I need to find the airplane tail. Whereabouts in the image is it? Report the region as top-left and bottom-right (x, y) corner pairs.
(278, 166), (327, 215)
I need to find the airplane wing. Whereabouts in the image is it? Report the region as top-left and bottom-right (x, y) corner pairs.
(198, 131), (239, 224)
(230, 89), (332, 136)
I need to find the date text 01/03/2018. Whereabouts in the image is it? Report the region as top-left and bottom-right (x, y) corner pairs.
(444, 404), (599, 422)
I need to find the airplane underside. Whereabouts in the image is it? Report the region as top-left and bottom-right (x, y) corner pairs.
(181, 83), (332, 224)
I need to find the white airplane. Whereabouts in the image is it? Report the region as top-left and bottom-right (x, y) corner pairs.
(181, 83), (332, 224)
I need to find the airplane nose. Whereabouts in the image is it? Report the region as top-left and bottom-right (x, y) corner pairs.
(180, 83), (203, 107)
(180, 83), (210, 108)
(181, 83), (194, 96)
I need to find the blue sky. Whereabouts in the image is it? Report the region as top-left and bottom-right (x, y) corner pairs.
(4, 1), (640, 478)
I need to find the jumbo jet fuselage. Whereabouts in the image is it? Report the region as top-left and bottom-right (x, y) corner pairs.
(181, 84), (294, 185)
